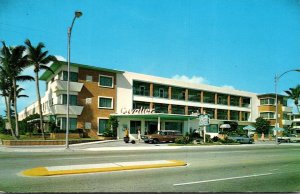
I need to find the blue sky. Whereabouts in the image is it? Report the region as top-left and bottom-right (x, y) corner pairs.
(0, 0), (300, 114)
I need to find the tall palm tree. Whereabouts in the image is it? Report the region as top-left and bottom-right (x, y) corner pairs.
(285, 84), (300, 113)
(0, 62), (16, 139)
(25, 39), (56, 139)
(1, 41), (33, 138)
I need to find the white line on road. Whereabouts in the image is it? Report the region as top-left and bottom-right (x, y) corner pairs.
(173, 172), (273, 186)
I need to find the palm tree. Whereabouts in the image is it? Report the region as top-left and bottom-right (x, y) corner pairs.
(25, 39), (56, 139)
(0, 63), (16, 139)
(285, 84), (300, 113)
(1, 41), (33, 138)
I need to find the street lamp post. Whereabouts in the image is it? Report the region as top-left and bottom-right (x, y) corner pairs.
(274, 69), (300, 144)
(66, 11), (83, 149)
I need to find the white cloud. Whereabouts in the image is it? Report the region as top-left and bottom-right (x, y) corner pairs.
(171, 75), (208, 84)
(55, 55), (66, 62)
(221, 85), (235, 90)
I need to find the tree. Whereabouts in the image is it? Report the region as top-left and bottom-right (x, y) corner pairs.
(285, 84), (300, 113)
(0, 42), (16, 139)
(0, 41), (33, 138)
(25, 39), (56, 140)
(106, 116), (119, 137)
(255, 117), (271, 134)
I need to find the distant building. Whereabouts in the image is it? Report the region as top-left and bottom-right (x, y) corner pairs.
(18, 61), (294, 139)
(257, 93), (293, 128)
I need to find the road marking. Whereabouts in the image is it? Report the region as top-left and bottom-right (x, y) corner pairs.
(22, 160), (187, 176)
(173, 173), (273, 186)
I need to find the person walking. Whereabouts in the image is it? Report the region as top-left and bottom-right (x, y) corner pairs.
(137, 129), (141, 143)
(261, 132), (265, 142)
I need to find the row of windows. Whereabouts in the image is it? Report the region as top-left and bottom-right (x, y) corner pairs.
(133, 101), (250, 121)
(47, 71), (114, 90)
(260, 97), (288, 106)
(132, 81), (250, 107)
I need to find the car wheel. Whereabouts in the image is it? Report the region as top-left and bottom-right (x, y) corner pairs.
(153, 139), (159, 144)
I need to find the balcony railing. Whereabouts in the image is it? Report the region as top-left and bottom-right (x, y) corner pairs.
(133, 89), (150, 96)
(50, 80), (83, 93)
(49, 104), (83, 115)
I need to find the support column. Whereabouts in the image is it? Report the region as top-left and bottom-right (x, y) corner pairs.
(214, 109), (217, 119)
(228, 110), (230, 120)
(239, 97), (243, 107)
(157, 117), (161, 131)
(239, 111), (242, 121)
(185, 89), (188, 101)
(187, 118), (190, 133)
(215, 93), (218, 104)
(168, 86), (172, 100)
(185, 106), (188, 115)
(200, 91), (203, 103)
(168, 104), (172, 114)
(150, 102), (153, 109)
(150, 83), (153, 97)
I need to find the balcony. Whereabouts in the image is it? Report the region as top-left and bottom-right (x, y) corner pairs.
(49, 104), (83, 115)
(282, 120), (293, 126)
(50, 80), (83, 93)
(282, 106), (293, 113)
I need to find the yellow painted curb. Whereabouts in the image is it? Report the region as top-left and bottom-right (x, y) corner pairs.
(22, 160), (187, 176)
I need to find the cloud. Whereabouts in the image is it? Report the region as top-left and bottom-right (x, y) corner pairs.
(221, 85), (235, 90)
(171, 75), (208, 84)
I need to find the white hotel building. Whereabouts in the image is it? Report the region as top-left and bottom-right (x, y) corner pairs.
(18, 61), (293, 139)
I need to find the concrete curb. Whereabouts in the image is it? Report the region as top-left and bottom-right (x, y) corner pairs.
(22, 160), (187, 176)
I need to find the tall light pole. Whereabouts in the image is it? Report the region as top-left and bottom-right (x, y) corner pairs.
(66, 11), (83, 149)
(274, 69), (300, 144)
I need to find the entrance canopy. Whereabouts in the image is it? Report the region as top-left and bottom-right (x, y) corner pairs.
(111, 113), (198, 121)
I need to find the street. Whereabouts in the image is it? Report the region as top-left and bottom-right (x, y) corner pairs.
(0, 143), (300, 192)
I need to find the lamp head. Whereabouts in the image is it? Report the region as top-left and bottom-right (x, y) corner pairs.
(75, 11), (83, 18)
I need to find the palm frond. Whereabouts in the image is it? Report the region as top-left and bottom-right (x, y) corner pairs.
(16, 75), (35, 82)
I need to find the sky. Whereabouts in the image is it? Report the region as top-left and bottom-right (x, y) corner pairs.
(0, 0), (300, 115)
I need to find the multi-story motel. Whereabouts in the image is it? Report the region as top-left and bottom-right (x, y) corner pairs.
(291, 114), (300, 134)
(18, 61), (294, 139)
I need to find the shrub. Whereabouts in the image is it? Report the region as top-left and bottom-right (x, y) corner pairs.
(175, 136), (191, 144)
(220, 137), (236, 144)
(103, 128), (113, 137)
(211, 136), (220, 142)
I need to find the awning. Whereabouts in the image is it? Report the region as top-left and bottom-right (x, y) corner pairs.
(243, 125), (256, 131)
(111, 113), (198, 121)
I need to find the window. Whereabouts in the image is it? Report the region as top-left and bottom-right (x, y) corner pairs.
(86, 75), (93, 82)
(159, 88), (165, 98)
(230, 96), (240, 106)
(60, 71), (78, 82)
(62, 94), (77, 105)
(130, 121), (141, 134)
(260, 112), (275, 119)
(203, 91), (215, 104)
(230, 110), (239, 121)
(99, 75), (113, 88)
(217, 94), (228, 105)
(217, 109), (228, 120)
(206, 124), (218, 133)
(165, 122), (183, 133)
(98, 97), (113, 109)
(188, 89), (201, 102)
(133, 81), (150, 96)
(61, 118), (77, 130)
(260, 98), (275, 105)
(133, 101), (150, 109)
(98, 119), (108, 134)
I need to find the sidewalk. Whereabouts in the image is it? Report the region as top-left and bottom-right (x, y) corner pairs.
(1, 140), (299, 153)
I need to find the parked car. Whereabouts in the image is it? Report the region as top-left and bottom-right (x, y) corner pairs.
(278, 134), (300, 143)
(228, 135), (254, 144)
(142, 130), (182, 144)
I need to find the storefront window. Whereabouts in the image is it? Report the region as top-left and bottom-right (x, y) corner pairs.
(165, 122), (183, 133)
(206, 124), (218, 133)
(130, 121), (141, 134)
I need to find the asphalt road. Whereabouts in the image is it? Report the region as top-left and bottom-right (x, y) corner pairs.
(0, 144), (300, 192)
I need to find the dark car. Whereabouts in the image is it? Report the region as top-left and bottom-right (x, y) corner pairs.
(142, 130), (182, 144)
(228, 135), (254, 144)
